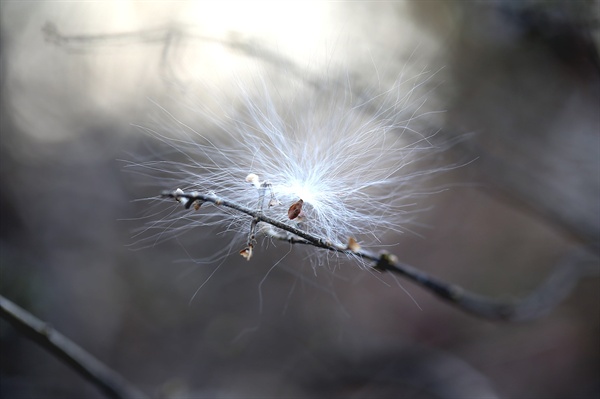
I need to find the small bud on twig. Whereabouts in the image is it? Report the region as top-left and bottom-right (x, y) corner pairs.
(246, 173), (261, 189)
(173, 188), (190, 207)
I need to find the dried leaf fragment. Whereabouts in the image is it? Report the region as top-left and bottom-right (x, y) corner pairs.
(239, 246), (253, 261)
(347, 237), (361, 252)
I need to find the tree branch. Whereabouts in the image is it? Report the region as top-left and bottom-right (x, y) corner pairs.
(0, 295), (149, 399)
(163, 189), (599, 321)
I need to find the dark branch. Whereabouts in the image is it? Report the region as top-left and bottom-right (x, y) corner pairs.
(163, 189), (599, 321)
(0, 295), (149, 399)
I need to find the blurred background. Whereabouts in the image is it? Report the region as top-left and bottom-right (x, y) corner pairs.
(1, 1), (599, 398)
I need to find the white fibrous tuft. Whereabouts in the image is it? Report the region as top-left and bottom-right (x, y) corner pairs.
(135, 69), (447, 259)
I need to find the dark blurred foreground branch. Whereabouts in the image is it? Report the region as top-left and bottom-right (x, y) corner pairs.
(164, 189), (600, 321)
(0, 295), (149, 399)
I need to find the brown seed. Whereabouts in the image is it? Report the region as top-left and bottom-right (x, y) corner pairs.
(287, 199), (304, 220)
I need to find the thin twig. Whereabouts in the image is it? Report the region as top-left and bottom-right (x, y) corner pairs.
(242, 181), (271, 260)
(164, 189), (599, 321)
(0, 295), (149, 399)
